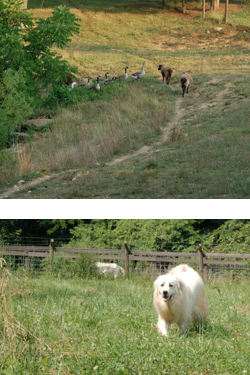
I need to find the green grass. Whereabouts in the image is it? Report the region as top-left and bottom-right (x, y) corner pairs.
(1, 274), (250, 374)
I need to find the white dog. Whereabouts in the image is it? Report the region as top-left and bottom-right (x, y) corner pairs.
(153, 264), (208, 336)
(96, 262), (125, 280)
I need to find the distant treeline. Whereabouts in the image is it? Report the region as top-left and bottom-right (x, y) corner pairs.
(1, 220), (250, 253)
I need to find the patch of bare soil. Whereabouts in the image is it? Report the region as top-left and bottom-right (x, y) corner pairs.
(0, 170), (75, 199)
(162, 97), (183, 142)
(107, 146), (154, 166)
(0, 175), (56, 199)
(219, 4), (241, 11)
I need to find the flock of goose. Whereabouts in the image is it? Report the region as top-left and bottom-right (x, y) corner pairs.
(69, 61), (192, 97)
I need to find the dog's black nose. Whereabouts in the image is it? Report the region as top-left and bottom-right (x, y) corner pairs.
(163, 291), (168, 297)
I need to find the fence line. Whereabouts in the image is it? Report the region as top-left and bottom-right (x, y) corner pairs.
(1, 240), (250, 278)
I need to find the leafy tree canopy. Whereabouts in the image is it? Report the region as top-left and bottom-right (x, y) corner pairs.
(69, 219), (250, 253)
(0, 0), (79, 84)
(1, 220), (250, 253)
(0, 0), (80, 148)
(68, 219), (211, 252)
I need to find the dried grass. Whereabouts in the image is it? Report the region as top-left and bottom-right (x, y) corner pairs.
(31, 84), (169, 172)
(17, 143), (32, 176)
(0, 259), (16, 340)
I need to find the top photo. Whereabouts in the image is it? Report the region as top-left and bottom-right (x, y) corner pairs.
(0, 0), (249, 199)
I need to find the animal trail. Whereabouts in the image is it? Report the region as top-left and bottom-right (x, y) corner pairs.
(162, 97), (184, 143)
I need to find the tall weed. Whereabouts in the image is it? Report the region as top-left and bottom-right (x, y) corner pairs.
(40, 253), (99, 278)
(17, 143), (32, 176)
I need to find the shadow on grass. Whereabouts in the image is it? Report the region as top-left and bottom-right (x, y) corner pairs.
(28, 0), (203, 16)
(186, 318), (230, 339)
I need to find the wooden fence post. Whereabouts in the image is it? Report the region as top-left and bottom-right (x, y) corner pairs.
(24, 249), (29, 272)
(198, 244), (204, 277)
(124, 241), (130, 275)
(49, 239), (54, 273)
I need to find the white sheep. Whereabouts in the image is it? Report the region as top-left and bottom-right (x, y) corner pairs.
(180, 71), (193, 97)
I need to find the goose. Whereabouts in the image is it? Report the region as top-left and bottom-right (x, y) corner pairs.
(69, 81), (78, 91)
(100, 72), (109, 83)
(117, 66), (129, 80)
(131, 61), (145, 80)
(104, 77), (117, 85)
(79, 77), (92, 87)
(88, 76), (101, 91)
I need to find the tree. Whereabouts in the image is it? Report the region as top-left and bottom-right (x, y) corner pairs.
(225, 0), (229, 24)
(21, 0), (28, 8)
(182, 0), (186, 14)
(0, 0), (79, 148)
(69, 219), (203, 252)
(202, 0), (206, 18)
(211, 0), (220, 11)
(0, 219), (81, 242)
(0, 68), (33, 147)
(0, 0), (79, 85)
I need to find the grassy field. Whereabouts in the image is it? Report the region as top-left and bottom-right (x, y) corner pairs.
(0, 0), (250, 198)
(1, 269), (250, 374)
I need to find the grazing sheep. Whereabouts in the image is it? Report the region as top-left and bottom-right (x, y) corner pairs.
(96, 262), (125, 280)
(180, 71), (193, 97)
(158, 64), (173, 85)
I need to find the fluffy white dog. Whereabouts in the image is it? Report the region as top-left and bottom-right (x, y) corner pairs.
(96, 262), (125, 280)
(153, 264), (208, 336)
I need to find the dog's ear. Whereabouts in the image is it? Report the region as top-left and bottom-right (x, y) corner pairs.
(176, 277), (182, 289)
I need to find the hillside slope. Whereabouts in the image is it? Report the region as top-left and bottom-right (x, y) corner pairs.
(0, 1), (249, 198)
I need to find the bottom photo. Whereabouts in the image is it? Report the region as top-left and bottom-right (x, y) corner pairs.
(0, 219), (249, 374)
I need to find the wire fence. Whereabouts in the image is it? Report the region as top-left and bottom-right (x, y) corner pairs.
(0, 237), (250, 279)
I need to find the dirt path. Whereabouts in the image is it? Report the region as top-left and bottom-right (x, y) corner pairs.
(0, 81), (230, 198)
(162, 97), (183, 142)
(0, 94), (186, 198)
(0, 175), (56, 199)
(107, 145), (154, 166)
(0, 170), (75, 199)
(107, 95), (183, 166)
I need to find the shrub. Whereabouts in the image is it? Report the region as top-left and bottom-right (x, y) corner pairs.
(41, 253), (99, 279)
(0, 0), (80, 148)
(0, 69), (33, 149)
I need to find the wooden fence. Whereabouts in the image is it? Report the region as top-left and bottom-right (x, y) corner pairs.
(1, 240), (250, 277)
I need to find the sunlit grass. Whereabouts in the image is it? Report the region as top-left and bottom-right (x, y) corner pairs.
(1, 273), (249, 374)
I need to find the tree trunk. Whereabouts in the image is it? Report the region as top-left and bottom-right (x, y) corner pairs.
(21, 0), (28, 9)
(211, 0), (220, 11)
(182, 0), (186, 14)
(225, 0), (229, 24)
(202, 0), (206, 18)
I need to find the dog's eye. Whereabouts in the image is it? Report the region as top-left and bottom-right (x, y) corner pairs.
(160, 283), (164, 287)
(169, 283), (173, 287)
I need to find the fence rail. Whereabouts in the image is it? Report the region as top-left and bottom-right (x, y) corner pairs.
(1, 240), (250, 278)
